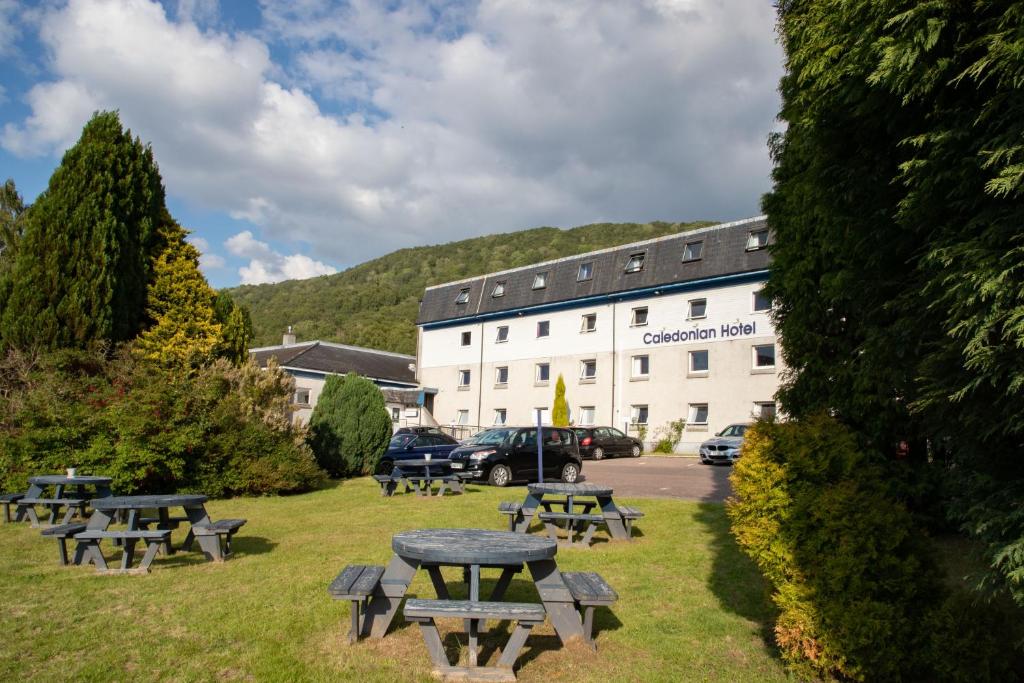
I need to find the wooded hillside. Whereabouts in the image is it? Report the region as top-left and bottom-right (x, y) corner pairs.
(228, 220), (712, 354)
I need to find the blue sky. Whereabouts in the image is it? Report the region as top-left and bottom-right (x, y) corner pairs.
(0, 1), (782, 288)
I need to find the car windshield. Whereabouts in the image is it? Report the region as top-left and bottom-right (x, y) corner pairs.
(465, 429), (515, 445)
(572, 429), (589, 439)
(389, 434), (416, 448)
(717, 425), (748, 438)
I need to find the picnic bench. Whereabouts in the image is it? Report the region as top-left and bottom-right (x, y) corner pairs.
(15, 475), (113, 527)
(562, 572), (619, 647)
(507, 483), (643, 547)
(74, 529), (172, 574)
(328, 564), (385, 643)
(391, 459), (463, 497)
(40, 522), (88, 565)
(0, 492), (24, 523)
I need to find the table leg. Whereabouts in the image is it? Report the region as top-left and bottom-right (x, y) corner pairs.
(468, 563), (480, 666)
(425, 565), (450, 599)
(158, 507), (174, 555)
(363, 554), (419, 638)
(527, 559), (585, 644)
(74, 508), (114, 566)
(184, 505), (221, 561)
(513, 492), (543, 533)
(600, 496), (629, 540)
(488, 567), (517, 601)
(48, 485), (65, 524)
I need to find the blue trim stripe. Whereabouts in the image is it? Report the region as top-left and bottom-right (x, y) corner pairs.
(420, 269), (769, 330)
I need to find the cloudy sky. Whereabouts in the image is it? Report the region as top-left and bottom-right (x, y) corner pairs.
(0, 0), (783, 288)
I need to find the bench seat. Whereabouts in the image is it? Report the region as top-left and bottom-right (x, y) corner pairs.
(536, 511), (606, 547)
(372, 474), (398, 497)
(616, 505), (644, 537)
(40, 522), (88, 565)
(562, 572), (618, 646)
(403, 474), (463, 496)
(188, 519), (247, 558)
(73, 529), (172, 574)
(329, 564), (385, 642)
(536, 511), (604, 523)
(0, 492), (24, 523)
(75, 529), (171, 541)
(498, 501), (523, 530)
(405, 599), (545, 680)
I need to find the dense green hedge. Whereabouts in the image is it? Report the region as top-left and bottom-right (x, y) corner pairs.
(728, 417), (1018, 681)
(308, 372), (392, 477)
(0, 347), (324, 496)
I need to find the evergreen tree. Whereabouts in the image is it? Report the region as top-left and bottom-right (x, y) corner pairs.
(552, 373), (569, 427)
(0, 179), (26, 272)
(307, 374), (349, 476)
(307, 372), (391, 476)
(213, 291), (254, 365)
(0, 111), (167, 350)
(134, 223), (221, 369)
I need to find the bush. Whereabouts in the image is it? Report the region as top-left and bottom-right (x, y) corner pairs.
(652, 419), (685, 453)
(308, 372), (392, 476)
(0, 347), (324, 496)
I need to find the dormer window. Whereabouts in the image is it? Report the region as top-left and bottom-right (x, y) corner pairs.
(491, 281), (506, 298)
(624, 252), (645, 273)
(683, 240), (703, 262)
(532, 272), (548, 290)
(577, 262), (594, 282)
(746, 229), (769, 251)
(455, 288), (470, 304)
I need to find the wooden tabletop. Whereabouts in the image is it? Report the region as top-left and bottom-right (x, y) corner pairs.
(91, 494), (208, 510)
(392, 528), (556, 565)
(527, 482), (613, 497)
(29, 475), (112, 486)
(393, 459), (452, 468)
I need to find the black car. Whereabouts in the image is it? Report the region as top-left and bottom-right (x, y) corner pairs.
(376, 431), (461, 475)
(447, 426), (583, 487)
(572, 426), (643, 460)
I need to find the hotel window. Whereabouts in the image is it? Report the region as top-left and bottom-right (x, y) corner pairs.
(580, 359), (597, 380)
(293, 388), (311, 406)
(755, 402), (777, 420)
(579, 406), (596, 425)
(492, 281), (506, 298)
(688, 403), (709, 425)
(493, 409), (507, 425)
(688, 298), (707, 319)
(495, 366), (509, 385)
(532, 271), (548, 290)
(689, 350), (709, 373)
(461, 330), (472, 346)
(455, 410), (469, 425)
(624, 252), (646, 273)
(581, 313), (597, 333)
(682, 240), (703, 262)
(631, 306), (648, 327)
(455, 288), (470, 304)
(390, 407), (400, 422)
(746, 228), (769, 251)
(577, 261), (594, 281)
(495, 326), (509, 343)
(753, 344), (776, 369)
(753, 289), (771, 312)
(458, 369), (471, 387)
(536, 363), (550, 383)
(631, 355), (650, 378)
(630, 404), (649, 425)
(537, 320), (550, 337)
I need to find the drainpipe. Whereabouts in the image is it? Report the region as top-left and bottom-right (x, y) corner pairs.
(610, 300), (617, 425)
(477, 320), (485, 429)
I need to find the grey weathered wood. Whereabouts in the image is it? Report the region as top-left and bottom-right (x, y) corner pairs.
(363, 553), (420, 638)
(91, 494), (208, 510)
(562, 572), (618, 604)
(498, 501), (522, 514)
(616, 505), (644, 519)
(328, 564), (385, 643)
(536, 511), (604, 523)
(0, 493), (23, 524)
(527, 482), (613, 497)
(41, 522), (88, 565)
(525, 559), (585, 644)
(404, 599), (545, 623)
(75, 529), (172, 540)
(392, 529), (556, 566)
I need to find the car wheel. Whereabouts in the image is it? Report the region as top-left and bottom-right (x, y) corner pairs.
(488, 464), (511, 487)
(631, 444), (641, 457)
(592, 447), (604, 461)
(561, 463), (580, 483)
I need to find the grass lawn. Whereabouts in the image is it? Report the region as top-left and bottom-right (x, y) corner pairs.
(0, 479), (785, 682)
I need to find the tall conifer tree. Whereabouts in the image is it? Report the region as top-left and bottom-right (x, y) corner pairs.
(0, 112), (167, 350)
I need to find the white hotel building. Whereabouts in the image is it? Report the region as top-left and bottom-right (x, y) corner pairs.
(415, 216), (782, 452)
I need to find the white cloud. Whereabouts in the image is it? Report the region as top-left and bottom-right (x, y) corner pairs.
(187, 235), (227, 271)
(226, 230), (336, 284)
(3, 0), (783, 283)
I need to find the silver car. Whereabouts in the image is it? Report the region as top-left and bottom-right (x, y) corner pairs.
(699, 423), (750, 465)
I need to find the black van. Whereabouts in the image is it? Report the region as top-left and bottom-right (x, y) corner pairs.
(447, 426), (583, 487)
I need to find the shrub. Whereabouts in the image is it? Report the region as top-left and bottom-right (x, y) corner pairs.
(652, 419), (686, 453)
(308, 372), (391, 476)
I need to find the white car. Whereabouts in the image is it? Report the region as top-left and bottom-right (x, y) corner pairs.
(699, 424), (750, 465)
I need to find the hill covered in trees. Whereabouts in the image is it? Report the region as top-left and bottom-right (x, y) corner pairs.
(228, 220), (714, 355)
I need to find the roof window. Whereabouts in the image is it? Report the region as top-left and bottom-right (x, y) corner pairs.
(532, 272), (549, 290)
(577, 261), (594, 282)
(682, 240), (703, 262)
(625, 252), (646, 273)
(491, 281), (506, 298)
(455, 288), (470, 304)
(746, 229), (769, 251)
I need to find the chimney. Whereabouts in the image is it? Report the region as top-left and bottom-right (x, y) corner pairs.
(283, 325), (296, 346)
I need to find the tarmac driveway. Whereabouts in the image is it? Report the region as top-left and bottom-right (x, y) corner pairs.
(577, 456), (734, 503)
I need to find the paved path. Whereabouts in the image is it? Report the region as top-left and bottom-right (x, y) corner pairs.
(577, 456), (734, 502)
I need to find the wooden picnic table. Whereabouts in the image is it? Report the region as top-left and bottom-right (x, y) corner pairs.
(513, 482), (630, 541)
(73, 494), (225, 572)
(359, 528), (586, 663)
(16, 475), (113, 527)
(392, 459), (460, 496)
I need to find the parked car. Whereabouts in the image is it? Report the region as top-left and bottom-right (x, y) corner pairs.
(447, 426), (583, 487)
(698, 423), (751, 465)
(376, 431), (461, 474)
(572, 426), (643, 459)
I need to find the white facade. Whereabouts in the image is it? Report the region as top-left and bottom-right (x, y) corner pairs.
(418, 278), (782, 452)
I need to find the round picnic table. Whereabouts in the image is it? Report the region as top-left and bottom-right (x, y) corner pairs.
(516, 482), (630, 541)
(91, 494), (208, 510)
(391, 459), (458, 496)
(29, 475), (112, 487)
(527, 482), (613, 497)
(393, 528), (555, 565)
(17, 475), (114, 526)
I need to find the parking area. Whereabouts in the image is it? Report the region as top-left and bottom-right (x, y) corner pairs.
(578, 456), (734, 503)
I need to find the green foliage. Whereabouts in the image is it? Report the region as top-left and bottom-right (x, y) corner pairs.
(728, 417), (947, 680)
(0, 347), (323, 496)
(0, 112), (168, 351)
(307, 373), (392, 477)
(213, 291), (254, 365)
(653, 418), (686, 453)
(551, 374), (568, 427)
(227, 220), (711, 355)
(0, 178), (26, 275)
(765, 0), (1024, 610)
(134, 223), (222, 369)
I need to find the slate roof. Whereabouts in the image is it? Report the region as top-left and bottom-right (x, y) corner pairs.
(417, 216), (770, 326)
(250, 341), (417, 385)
